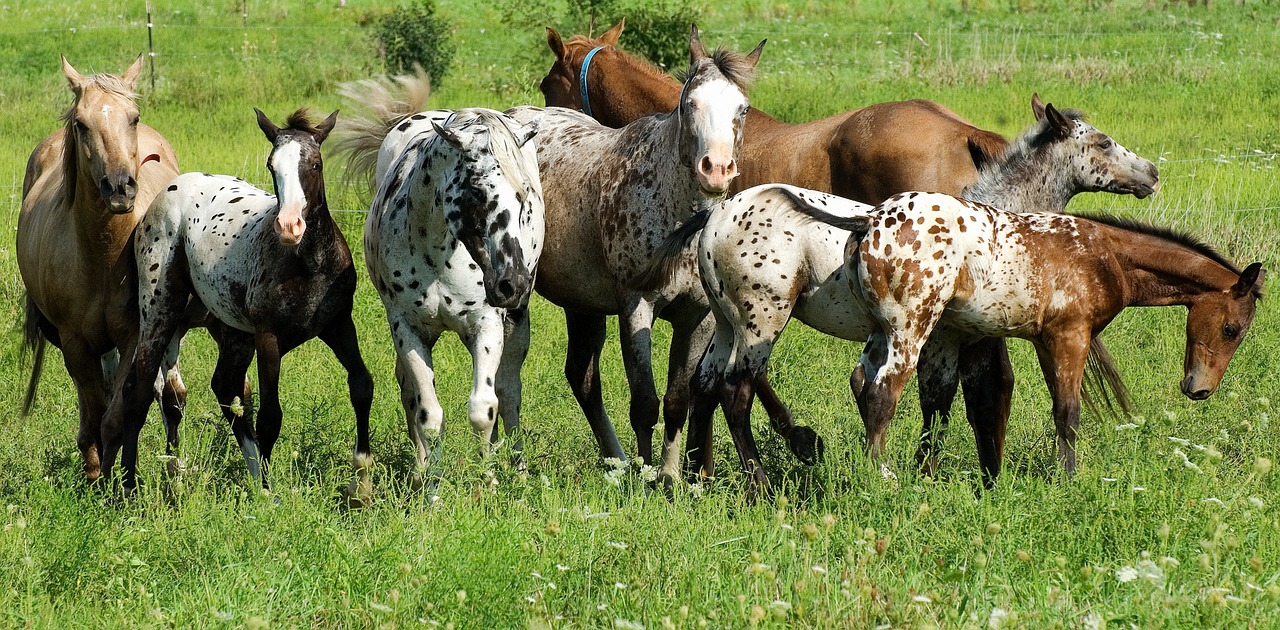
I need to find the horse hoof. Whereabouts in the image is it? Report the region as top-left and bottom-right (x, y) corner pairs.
(786, 426), (825, 465)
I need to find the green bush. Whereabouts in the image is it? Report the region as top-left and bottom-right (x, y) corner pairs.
(370, 1), (455, 86)
(590, 0), (704, 70)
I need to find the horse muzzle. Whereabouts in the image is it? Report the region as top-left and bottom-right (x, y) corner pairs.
(1180, 374), (1215, 401)
(101, 175), (138, 214)
(275, 213), (307, 247)
(696, 154), (737, 196)
(1126, 162), (1160, 199)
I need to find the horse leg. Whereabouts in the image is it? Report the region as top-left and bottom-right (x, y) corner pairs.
(208, 328), (259, 484)
(60, 337), (109, 482)
(657, 311), (713, 482)
(495, 308), (531, 471)
(619, 296), (660, 466)
(462, 311), (507, 462)
(157, 334), (188, 477)
(915, 333), (962, 478)
(252, 331), (288, 489)
(958, 337), (1015, 489)
(684, 324), (729, 482)
(720, 371), (770, 501)
(391, 321), (444, 494)
(1034, 328), (1091, 475)
(320, 313), (376, 507)
(564, 310), (625, 461)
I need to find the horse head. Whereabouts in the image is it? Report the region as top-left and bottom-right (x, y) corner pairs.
(1181, 262), (1264, 400)
(432, 110), (542, 310)
(676, 25), (764, 195)
(255, 108), (338, 247)
(539, 20), (625, 111)
(61, 54), (154, 214)
(1031, 93), (1160, 199)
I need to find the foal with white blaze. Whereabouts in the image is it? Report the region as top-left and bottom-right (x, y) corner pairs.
(363, 108), (544, 485)
(101, 109), (373, 499)
(504, 26), (763, 480)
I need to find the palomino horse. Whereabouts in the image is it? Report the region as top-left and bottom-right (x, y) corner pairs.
(634, 97), (1159, 496)
(100, 110), (374, 501)
(17, 55), (183, 482)
(502, 26), (764, 479)
(363, 108), (544, 491)
(540, 21), (1021, 476)
(797, 192), (1262, 476)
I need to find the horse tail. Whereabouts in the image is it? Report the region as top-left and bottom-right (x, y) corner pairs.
(20, 294), (48, 416)
(332, 65), (433, 194)
(1080, 336), (1133, 419)
(775, 187), (871, 237)
(966, 128), (1009, 172)
(628, 210), (710, 293)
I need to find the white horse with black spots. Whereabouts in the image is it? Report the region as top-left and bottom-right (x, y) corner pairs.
(363, 108), (544, 492)
(101, 109), (374, 503)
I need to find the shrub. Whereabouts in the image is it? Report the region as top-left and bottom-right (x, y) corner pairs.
(370, 1), (455, 86)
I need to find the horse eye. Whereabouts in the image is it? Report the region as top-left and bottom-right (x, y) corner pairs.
(130, 117), (139, 127)
(74, 119), (88, 132)
(1098, 138), (1113, 150)
(1222, 323), (1239, 340)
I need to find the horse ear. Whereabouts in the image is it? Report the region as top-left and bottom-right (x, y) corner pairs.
(599, 19), (625, 46)
(510, 118), (540, 148)
(546, 27), (566, 60)
(61, 54), (86, 92)
(1233, 262), (1265, 298)
(314, 110), (339, 144)
(1044, 102), (1072, 139)
(745, 39), (767, 68)
(121, 53), (145, 90)
(255, 107), (280, 143)
(689, 24), (709, 63)
(1031, 92), (1046, 121)
(431, 120), (466, 147)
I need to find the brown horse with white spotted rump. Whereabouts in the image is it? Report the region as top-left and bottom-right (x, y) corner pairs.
(803, 192), (1262, 476)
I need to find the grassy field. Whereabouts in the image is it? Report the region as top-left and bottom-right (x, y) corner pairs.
(2, 0), (1280, 626)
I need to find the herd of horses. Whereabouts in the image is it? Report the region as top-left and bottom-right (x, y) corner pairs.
(15, 22), (1264, 504)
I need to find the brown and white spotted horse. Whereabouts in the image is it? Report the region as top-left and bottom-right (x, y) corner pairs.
(503, 25), (764, 481)
(803, 192), (1262, 477)
(100, 109), (374, 501)
(634, 96), (1159, 497)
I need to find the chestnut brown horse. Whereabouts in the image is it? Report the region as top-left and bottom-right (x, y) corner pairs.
(17, 55), (183, 482)
(539, 20), (1009, 203)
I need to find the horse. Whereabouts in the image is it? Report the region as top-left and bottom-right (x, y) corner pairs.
(498, 26), (764, 481)
(796, 192), (1262, 477)
(362, 108), (544, 491)
(17, 54), (184, 482)
(99, 109), (374, 502)
(538, 21), (1024, 480)
(539, 20), (1009, 204)
(633, 96), (1160, 497)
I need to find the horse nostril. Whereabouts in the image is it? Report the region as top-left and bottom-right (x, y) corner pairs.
(699, 155), (713, 175)
(497, 279), (516, 298)
(1190, 389), (1212, 401)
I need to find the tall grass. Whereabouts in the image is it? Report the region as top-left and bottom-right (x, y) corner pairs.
(1, 0), (1279, 626)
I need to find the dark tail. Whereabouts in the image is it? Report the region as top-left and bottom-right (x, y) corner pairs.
(629, 210), (710, 293)
(1080, 336), (1133, 419)
(966, 128), (1009, 172)
(775, 187), (871, 236)
(20, 295), (47, 416)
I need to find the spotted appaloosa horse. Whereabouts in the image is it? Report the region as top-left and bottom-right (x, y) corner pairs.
(100, 109), (374, 501)
(363, 108), (544, 490)
(17, 54), (183, 482)
(501, 26), (763, 481)
(634, 95), (1160, 496)
(806, 193), (1262, 476)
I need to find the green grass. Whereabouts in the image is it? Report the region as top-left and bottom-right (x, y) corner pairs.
(2, 0), (1280, 626)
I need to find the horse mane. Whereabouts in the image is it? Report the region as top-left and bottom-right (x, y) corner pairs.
(282, 108), (324, 135)
(461, 109), (540, 201)
(964, 108), (1084, 203)
(675, 48), (757, 91)
(1072, 212), (1244, 277)
(564, 34), (673, 81)
(58, 72), (138, 207)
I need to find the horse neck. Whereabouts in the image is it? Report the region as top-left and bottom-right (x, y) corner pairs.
(962, 143), (1076, 212)
(65, 137), (134, 256)
(643, 113), (716, 215)
(1101, 224), (1241, 307)
(586, 51), (680, 126)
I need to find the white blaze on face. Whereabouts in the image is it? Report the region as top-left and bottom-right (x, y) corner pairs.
(101, 104), (113, 119)
(269, 139), (308, 246)
(687, 78), (745, 194)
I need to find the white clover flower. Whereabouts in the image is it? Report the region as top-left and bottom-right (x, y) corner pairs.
(639, 465), (659, 483)
(604, 468), (626, 487)
(1168, 436), (1190, 446)
(1115, 423), (1138, 431)
(614, 619), (644, 630)
(1249, 497), (1264, 508)
(1116, 566), (1139, 582)
(614, 582), (628, 590)
(987, 607), (1010, 629)
(607, 541), (628, 550)
(604, 457), (628, 471)
(556, 564), (569, 572)
(1083, 612), (1104, 630)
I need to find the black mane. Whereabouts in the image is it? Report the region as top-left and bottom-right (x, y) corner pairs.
(1071, 212), (1242, 275)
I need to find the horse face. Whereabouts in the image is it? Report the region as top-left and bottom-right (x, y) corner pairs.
(676, 27), (762, 195)
(538, 29), (578, 110)
(1035, 99), (1160, 199)
(436, 117), (541, 309)
(63, 55), (148, 214)
(258, 109), (337, 247)
(1181, 263), (1265, 400)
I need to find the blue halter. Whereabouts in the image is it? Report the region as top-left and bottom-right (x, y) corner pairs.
(579, 46), (606, 118)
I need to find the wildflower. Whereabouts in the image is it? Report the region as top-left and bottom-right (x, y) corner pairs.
(638, 465), (658, 483)
(604, 457), (627, 471)
(545, 520), (561, 536)
(556, 564), (569, 572)
(988, 607), (1010, 629)
(456, 590), (467, 604)
(1115, 423), (1138, 431)
(986, 523), (1002, 536)
(748, 605), (766, 625)
(1157, 522), (1171, 541)
(614, 620), (644, 630)
(1016, 550), (1031, 563)
(604, 468), (626, 487)
(770, 600), (792, 619)
(1250, 497), (1264, 508)
(802, 522), (819, 540)
(912, 594), (932, 603)
(1254, 457), (1273, 476)
(1116, 566), (1138, 582)
(811, 565), (827, 575)
(607, 541), (628, 550)
(822, 513), (837, 529)
(615, 582), (628, 590)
